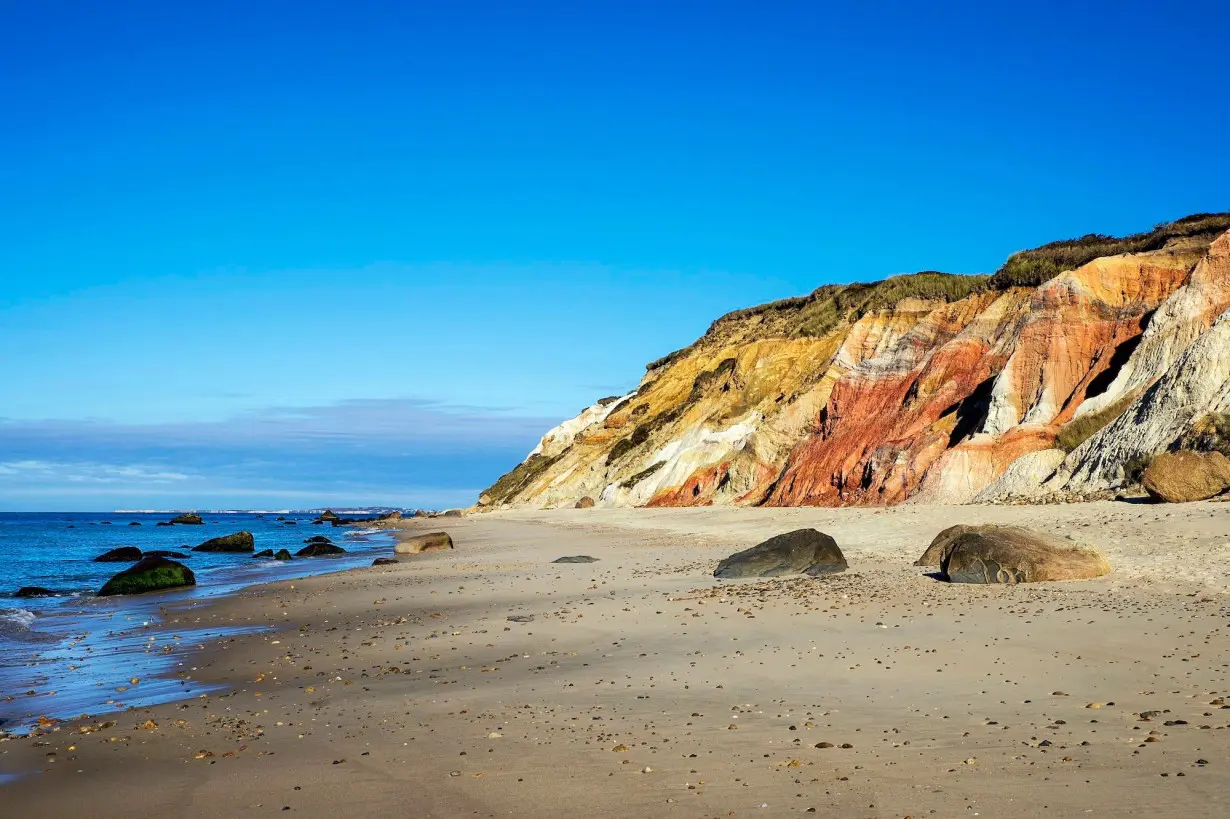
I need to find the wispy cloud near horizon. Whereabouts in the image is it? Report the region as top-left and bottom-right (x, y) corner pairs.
(0, 398), (555, 511)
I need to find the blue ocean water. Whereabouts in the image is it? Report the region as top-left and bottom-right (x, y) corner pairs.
(0, 511), (398, 734)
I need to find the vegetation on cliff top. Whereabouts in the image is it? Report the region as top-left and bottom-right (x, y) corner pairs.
(987, 213), (1230, 289)
(646, 213), (1230, 372)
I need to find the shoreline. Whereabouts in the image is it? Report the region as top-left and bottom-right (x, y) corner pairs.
(3, 503), (1230, 817)
(0, 523), (400, 736)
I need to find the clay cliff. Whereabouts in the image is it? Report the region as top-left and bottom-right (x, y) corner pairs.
(481, 214), (1230, 509)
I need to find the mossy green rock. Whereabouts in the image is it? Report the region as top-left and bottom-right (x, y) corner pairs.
(274, 549), (293, 560)
(98, 556), (196, 597)
(193, 531), (255, 553)
(169, 513), (204, 525)
(253, 549), (275, 559)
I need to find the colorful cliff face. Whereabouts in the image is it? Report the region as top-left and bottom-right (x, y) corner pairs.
(480, 215), (1230, 509)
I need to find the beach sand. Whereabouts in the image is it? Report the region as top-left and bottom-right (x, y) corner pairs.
(3, 502), (1230, 817)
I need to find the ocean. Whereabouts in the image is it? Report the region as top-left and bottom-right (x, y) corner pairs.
(0, 511), (398, 734)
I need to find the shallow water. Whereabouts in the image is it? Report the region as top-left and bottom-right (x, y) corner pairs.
(0, 511), (397, 733)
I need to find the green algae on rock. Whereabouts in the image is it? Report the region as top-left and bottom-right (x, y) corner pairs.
(98, 556), (196, 597)
(192, 531), (255, 553)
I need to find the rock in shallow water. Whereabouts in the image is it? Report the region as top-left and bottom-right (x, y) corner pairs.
(296, 542), (345, 557)
(168, 513), (203, 525)
(937, 525), (1111, 583)
(274, 549), (293, 561)
(192, 531), (255, 553)
(253, 549), (275, 559)
(93, 546), (143, 563)
(15, 587), (57, 598)
(714, 529), (847, 579)
(98, 556), (195, 596)
(144, 550), (189, 559)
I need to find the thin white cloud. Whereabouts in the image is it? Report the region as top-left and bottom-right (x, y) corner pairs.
(0, 460), (191, 484)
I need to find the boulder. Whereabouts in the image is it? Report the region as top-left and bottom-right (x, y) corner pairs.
(552, 555), (600, 564)
(128, 521), (142, 526)
(394, 532), (454, 555)
(156, 521), (173, 527)
(282, 520), (298, 525)
(316, 509), (339, 522)
(938, 525), (1111, 584)
(575, 496), (595, 509)
(304, 535), (333, 544)
(441, 509), (464, 518)
(98, 556), (195, 596)
(296, 542), (346, 557)
(914, 525), (976, 567)
(93, 546), (143, 563)
(253, 549), (275, 559)
(15, 587), (57, 598)
(192, 531), (255, 553)
(1142, 451), (1230, 503)
(274, 549), (293, 560)
(714, 529), (847, 579)
(144, 550), (188, 559)
(169, 513), (204, 525)
(372, 557), (398, 566)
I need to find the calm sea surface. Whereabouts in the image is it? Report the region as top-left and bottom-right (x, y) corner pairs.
(0, 511), (397, 733)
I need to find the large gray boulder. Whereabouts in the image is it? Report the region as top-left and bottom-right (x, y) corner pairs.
(937, 525), (1111, 584)
(714, 529), (847, 579)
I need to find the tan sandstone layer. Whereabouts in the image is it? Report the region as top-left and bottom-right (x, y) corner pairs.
(3, 505), (1230, 818)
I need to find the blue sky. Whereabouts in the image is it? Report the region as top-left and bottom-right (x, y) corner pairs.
(2, 1), (1227, 510)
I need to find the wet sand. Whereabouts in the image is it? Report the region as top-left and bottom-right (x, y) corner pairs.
(3, 502), (1230, 817)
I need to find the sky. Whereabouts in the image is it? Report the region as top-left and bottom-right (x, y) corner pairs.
(1, 0), (1227, 510)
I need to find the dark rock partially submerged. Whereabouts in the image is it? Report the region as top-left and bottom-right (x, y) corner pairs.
(93, 546), (143, 563)
(192, 531), (255, 553)
(937, 525), (1112, 584)
(552, 555), (600, 564)
(169, 513), (204, 525)
(274, 549), (293, 560)
(15, 587), (58, 598)
(296, 542), (346, 557)
(144, 550), (189, 559)
(714, 529), (847, 579)
(98, 556), (195, 597)
(253, 549), (275, 559)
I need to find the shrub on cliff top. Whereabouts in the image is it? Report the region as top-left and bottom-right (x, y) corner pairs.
(988, 213), (1230, 290)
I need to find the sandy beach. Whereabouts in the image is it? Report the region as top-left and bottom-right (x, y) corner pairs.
(4, 502), (1230, 817)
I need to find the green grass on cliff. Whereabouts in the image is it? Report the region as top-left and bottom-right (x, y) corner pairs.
(1056, 392), (1138, 453)
(987, 213), (1230, 289)
(644, 212), (1230, 372)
